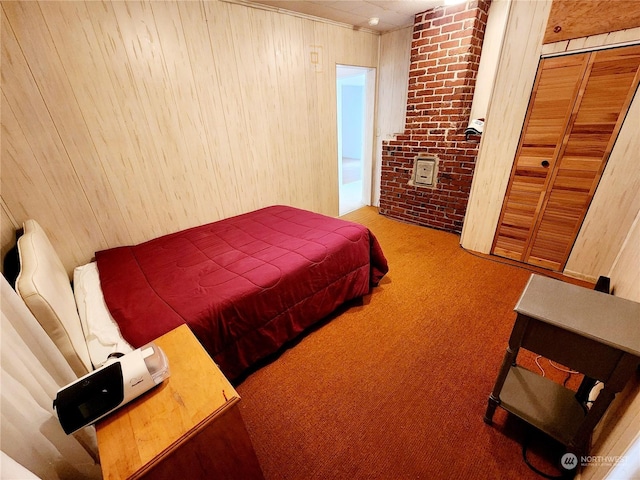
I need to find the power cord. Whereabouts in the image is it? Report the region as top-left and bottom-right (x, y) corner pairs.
(521, 358), (585, 478)
(534, 355), (578, 386)
(522, 435), (572, 479)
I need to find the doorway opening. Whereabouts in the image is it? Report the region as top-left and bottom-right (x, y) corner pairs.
(337, 65), (375, 216)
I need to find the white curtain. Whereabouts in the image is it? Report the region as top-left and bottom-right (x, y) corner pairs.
(1, 276), (101, 480)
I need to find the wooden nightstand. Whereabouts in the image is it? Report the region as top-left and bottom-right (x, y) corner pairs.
(96, 325), (264, 480)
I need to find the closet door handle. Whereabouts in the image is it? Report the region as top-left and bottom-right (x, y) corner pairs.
(541, 160), (550, 168)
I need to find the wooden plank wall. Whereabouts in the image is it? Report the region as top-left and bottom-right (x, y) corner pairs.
(460, 0), (552, 255)
(373, 26), (413, 206)
(1, 1), (378, 274)
(583, 213), (640, 478)
(460, 0), (640, 284)
(564, 93), (640, 281)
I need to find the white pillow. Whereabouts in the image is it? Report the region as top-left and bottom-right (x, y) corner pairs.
(73, 262), (133, 368)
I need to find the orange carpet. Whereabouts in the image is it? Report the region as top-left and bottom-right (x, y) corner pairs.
(236, 207), (587, 479)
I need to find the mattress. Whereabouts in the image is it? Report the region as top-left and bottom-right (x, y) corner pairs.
(96, 205), (388, 379)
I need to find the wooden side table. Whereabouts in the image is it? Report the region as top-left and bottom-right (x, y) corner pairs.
(96, 325), (264, 480)
(484, 274), (640, 460)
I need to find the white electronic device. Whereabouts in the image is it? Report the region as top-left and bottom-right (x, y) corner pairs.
(53, 342), (170, 434)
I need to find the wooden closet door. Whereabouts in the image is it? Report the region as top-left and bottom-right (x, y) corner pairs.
(493, 45), (640, 271)
(527, 45), (640, 270)
(491, 53), (590, 263)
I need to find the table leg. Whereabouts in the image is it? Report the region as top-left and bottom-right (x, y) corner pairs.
(484, 345), (518, 424)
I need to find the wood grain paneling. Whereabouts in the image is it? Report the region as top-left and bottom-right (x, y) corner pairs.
(544, 0), (640, 44)
(580, 211), (640, 480)
(565, 92), (640, 281)
(610, 213), (640, 302)
(492, 53), (589, 262)
(1, 1), (378, 274)
(374, 26), (413, 206)
(528, 46), (640, 270)
(460, 0), (551, 253)
(461, 0), (640, 282)
(493, 45), (640, 271)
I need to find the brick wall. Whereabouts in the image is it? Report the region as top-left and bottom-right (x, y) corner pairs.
(379, 0), (490, 233)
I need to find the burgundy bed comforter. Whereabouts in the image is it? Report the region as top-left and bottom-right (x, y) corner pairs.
(96, 205), (388, 379)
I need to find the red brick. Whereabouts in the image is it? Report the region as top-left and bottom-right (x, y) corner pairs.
(451, 29), (473, 40)
(448, 46), (472, 56)
(459, 36), (475, 46)
(416, 74), (436, 84)
(441, 39), (461, 50)
(380, 0), (487, 234)
(430, 33), (451, 45)
(454, 10), (479, 22)
(444, 79), (468, 87)
(436, 71), (456, 80)
(436, 56), (459, 65)
(442, 21), (464, 34)
(447, 63), (469, 72)
(429, 49), (449, 59)
(413, 88), (434, 97)
(422, 27), (441, 37)
(426, 65), (447, 74)
(431, 15), (451, 27)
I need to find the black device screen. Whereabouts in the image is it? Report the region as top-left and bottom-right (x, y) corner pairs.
(54, 362), (125, 434)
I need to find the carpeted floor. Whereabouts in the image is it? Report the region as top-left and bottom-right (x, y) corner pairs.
(236, 207), (587, 479)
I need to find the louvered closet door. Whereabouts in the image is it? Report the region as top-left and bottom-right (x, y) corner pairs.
(492, 45), (640, 271)
(491, 54), (590, 263)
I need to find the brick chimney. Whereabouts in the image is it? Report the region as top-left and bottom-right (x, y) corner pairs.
(379, 0), (490, 233)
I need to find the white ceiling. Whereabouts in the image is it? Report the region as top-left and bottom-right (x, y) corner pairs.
(244, 0), (447, 33)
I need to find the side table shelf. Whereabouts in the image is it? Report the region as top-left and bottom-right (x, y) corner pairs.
(498, 366), (585, 446)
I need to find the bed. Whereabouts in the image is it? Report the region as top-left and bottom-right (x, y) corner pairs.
(15, 205), (388, 380)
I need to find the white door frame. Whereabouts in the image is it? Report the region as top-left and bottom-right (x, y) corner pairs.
(336, 65), (376, 214)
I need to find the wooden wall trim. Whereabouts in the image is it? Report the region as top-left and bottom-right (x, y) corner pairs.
(542, 27), (640, 57)
(220, 0), (380, 35)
